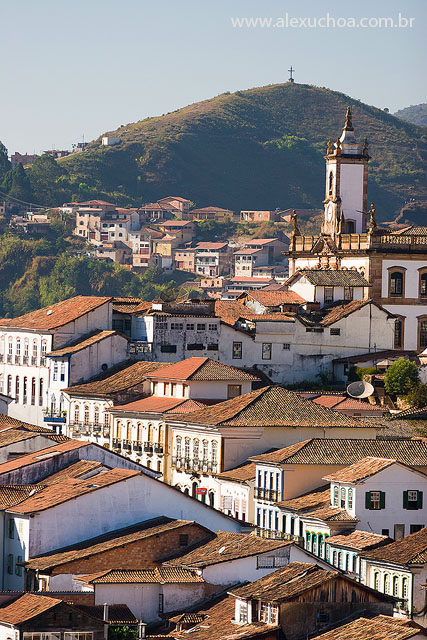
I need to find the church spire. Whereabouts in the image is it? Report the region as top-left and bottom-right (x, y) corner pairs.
(339, 106), (360, 154)
(343, 106), (354, 131)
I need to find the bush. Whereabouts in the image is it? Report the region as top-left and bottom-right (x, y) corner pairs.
(384, 358), (419, 396)
(404, 383), (427, 408)
(348, 366), (377, 382)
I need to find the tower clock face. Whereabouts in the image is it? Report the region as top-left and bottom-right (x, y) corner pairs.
(327, 204), (334, 221)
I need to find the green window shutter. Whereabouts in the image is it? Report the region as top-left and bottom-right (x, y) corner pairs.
(403, 490), (408, 509)
(380, 492), (386, 509)
(365, 491), (371, 509)
(417, 491), (423, 509)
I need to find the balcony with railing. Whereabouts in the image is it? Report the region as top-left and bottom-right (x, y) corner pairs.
(172, 456), (218, 474)
(23, 356), (29, 365)
(14, 356), (21, 365)
(153, 444), (164, 454)
(133, 441), (142, 452)
(112, 438), (122, 450)
(254, 488), (279, 502)
(144, 441), (153, 453)
(43, 409), (67, 424)
(7, 355), (12, 364)
(255, 528), (303, 545)
(122, 439), (132, 451)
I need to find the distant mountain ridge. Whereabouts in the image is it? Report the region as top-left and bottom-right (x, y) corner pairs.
(24, 84), (427, 219)
(394, 103), (427, 128)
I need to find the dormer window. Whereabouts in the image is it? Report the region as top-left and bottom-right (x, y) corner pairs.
(259, 603), (278, 625)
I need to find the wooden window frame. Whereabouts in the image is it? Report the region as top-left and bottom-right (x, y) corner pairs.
(387, 266), (406, 298)
(394, 316), (405, 349)
(417, 315), (427, 351)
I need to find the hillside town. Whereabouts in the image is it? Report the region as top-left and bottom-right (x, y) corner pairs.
(0, 110), (426, 640)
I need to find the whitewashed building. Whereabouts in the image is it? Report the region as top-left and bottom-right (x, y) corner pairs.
(0, 296), (113, 427)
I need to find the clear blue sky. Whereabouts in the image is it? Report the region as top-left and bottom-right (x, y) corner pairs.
(1, 0), (425, 155)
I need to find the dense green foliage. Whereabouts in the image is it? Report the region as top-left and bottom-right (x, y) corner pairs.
(404, 383), (427, 409)
(0, 225), (182, 318)
(2, 83), (425, 218)
(394, 103), (427, 128)
(384, 358), (419, 396)
(347, 366), (377, 382)
(108, 626), (138, 640)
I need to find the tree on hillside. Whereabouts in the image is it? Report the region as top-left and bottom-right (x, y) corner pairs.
(0, 142), (11, 183)
(384, 358), (419, 396)
(28, 154), (71, 205)
(7, 164), (33, 203)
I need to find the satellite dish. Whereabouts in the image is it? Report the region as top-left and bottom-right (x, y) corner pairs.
(346, 381), (374, 399)
(218, 546), (226, 555)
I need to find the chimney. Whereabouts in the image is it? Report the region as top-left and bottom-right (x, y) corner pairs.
(103, 603), (109, 622)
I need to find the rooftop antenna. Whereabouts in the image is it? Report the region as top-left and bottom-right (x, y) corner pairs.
(288, 66), (295, 83)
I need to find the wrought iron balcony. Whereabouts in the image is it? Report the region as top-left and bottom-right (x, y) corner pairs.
(133, 441), (142, 452)
(40, 357), (47, 367)
(7, 355), (12, 363)
(255, 528), (303, 545)
(254, 488), (279, 502)
(22, 356), (29, 365)
(31, 357), (38, 365)
(92, 424), (102, 432)
(122, 440), (132, 451)
(14, 356), (21, 365)
(144, 441), (153, 453)
(112, 438), (122, 449)
(153, 444), (164, 454)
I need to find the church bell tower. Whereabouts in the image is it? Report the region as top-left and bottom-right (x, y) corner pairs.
(322, 107), (370, 238)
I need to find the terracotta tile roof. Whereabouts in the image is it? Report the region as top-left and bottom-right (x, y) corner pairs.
(0, 428), (48, 447)
(391, 405), (427, 420)
(110, 396), (198, 414)
(168, 399), (207, 414)
(276, 485), (331, 512)
(230, 562), (339, 601)
(145, 357), (258, 382)
(165, 596), (277, 640)
(303, 505), (358, 522)
(0, 485), (45, 509)
(168, 612), (207, 624)
(362, 526), (427, 565)
(165, 531), (292, 568)
(0, 592), (62, 624)
(243, 290), (305, 306)
(249, 438), (427, 467)
(0, 414), (55, 433)
(229, 277), (275, 283)
(10, 468), (140, 514)
(234, 248), (263, 255)
(47, 330), (120, 356)
(75, 604), (137, 624)
(89, 567), (205, 584)
(112, 297), (143, 313)
(319, 299), (387, 327)
(63, 360), (165, 397)
(326, 530), (391, 551)
(24, 517), (199, 572)
(41, 460), (104, 485)
(323, 457), (399, 483)
(289, 269), (370, 287)
(216, 461), (256, 483)
(191, 207), (233, 214)
(313, 615), (425, 639)
(177, 386), (367, 429)
(0, 296), (111, 331)
(195, 242), (228, 250)
(312, 395), (346, 409)
(0, 439), (87, 476)
(245, 239), (277, 246)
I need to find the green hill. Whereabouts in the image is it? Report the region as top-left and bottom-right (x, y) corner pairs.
(394, 103), (427, 128)
(31, 84), (427, 219)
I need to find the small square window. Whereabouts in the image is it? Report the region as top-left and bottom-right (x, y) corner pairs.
(330, 328), (340, 336)
(262, 343), (272, 360)
(179, 534), (189, 546)
(283, 343), (290, 350)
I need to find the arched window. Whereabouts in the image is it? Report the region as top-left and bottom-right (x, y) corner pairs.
(419, 317), (427, 350)
(390, 271), (404, 296)
(402, 577), (408, 599)
(420, 271), (427, 298)
(211, 441), (218, 465)
(84, 405), (90, 425)
(116, 420), (122, 440)
(94, 406), (99, 425)
(192, 481), (198, 498)
(393, 576), (399, 597)
(32, 340), (38, 361)
(137, 422), (143, 442)
(318, 534), (324, 557)
(328, 171), (334, 196)
(374, 572), (380, 591)
(338, 552), (344, 570)
(31, 378), (36, 405)
(157, 460), (162, 473)
(175, 436), (182, 457)
(15, 376), (20, 399)
(193, 438), (199, 460)
(348, 488), (353, 509)
(340, 487), (346, 508)
(15, 338), (21, 358)
(74, 405), (80, 424)
(41, 340), (47, 357)
(147, 423), (153, 443)
(202, 439), (208, 461)
(24, 339), (29, 359)
(126, 421), (132, 441)
(394, 318), (404, 349)
(312, 535), (317, 556)
(158, 424), (164, 445)
(333, 486), (339, 507)
(183, 487), (189, 495)
(209, 491), (215, 508)
(383, 573), (390, 594)
(184, 437), (191, 459)
(60, 362), (66, 382)
(39, 378), (43, 406)
(22, 377), (27, 403)
(7, 375), (12, 396)
(53, 362), (58, 381)
(50, 393), (56, 412)
(8, 338), (13, 359)
(332, 550), (337, 566)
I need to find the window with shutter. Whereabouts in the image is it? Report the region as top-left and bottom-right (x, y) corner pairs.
(404, 489), (422, 510)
